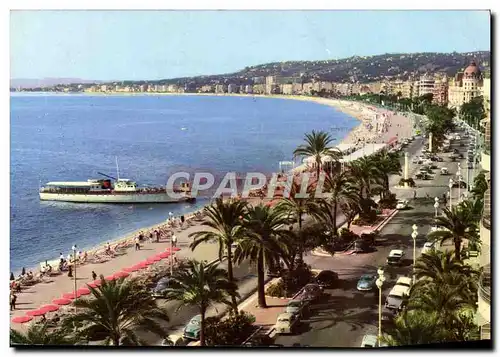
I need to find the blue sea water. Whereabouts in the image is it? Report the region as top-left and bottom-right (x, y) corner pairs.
(10, 93), (358, 272)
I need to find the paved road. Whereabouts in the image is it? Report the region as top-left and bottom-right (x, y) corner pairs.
(275, 129), (473, 347)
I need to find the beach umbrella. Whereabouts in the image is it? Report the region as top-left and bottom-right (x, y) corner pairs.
(139, 260), (155, 266)
(52, 298), (72, 306)
(86, 281), (99, 288)
(157, 252), (170, 259)
(11, 315), (33, 324)
(104, 275), (116, 281)
(26, 309), (47, 317)
(77, 287), (91, 296)
(91, 279), (102, 287)
(147, 256), (162, 263)
(123, 265), (142, 272)
(62, 292), (80, 299)
(113, 271), (130, 279)
(40, 304), (60, 313)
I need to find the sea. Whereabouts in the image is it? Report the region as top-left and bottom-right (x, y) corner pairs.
(10, 93), (359, 273)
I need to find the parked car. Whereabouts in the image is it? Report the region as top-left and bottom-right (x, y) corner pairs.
(183, 315), (201, 340)
(412, 157), (423, 164)
(453, 148), (460, 154)
(152, 276), (174, 298)
(452, 180), (467, 189)
(361, 334), (378, 348)
(455, 135), (461, 140)
(285, 299), (308, 318)
(395, 276), (412, 289)
(421, 241), (435, 255)
(440, 167), (449, 175)
(458, 153), (464, 159)
(315, 270), (339, 288)
(387, 249), (405, 266)
(396, 200), (408, 210)
(298, 283), (323, 302)
(384, 285), (410, 312)
(357, 274), (377, 291)
(274, 312), (300, 334)
(415, 172), (431, 180)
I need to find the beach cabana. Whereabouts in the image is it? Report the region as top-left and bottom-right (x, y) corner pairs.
(26, 309), (47, 317)
(40, 304), (60, 313)
(62, 292), (80, 299)
(157, 251), (171, 259)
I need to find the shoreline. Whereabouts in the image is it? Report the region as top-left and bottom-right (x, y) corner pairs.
(12, 94), (406, 276)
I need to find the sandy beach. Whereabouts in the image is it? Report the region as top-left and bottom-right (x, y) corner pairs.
(10, 94), (413, 331)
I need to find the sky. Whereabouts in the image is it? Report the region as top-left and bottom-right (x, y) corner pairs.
(10, 10), (491, 81)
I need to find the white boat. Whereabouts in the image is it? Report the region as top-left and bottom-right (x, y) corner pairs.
(39, 177), (194, 204)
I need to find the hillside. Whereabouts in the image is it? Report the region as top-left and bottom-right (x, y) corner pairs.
(153, 51), (491, 86)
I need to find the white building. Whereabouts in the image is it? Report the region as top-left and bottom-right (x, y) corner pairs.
(418, 74), (435, 97)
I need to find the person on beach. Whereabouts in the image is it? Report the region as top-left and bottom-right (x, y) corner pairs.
(105, 242), (111, 255)
(10, 293), (17, 311)
(67, 265), (73, 278)
(10, 272), (14, 281)
(181, 215), (185, 225)
(135, 236), (140, 251)
(171, 234), (177, 248)
(92, 271), (97, 281)
(155, 229), (160, 243)
(139, 232), (144, 242)
(413, 190), (417, 199)
(59, 253), (65, 263)
(149, 232), (154, 243)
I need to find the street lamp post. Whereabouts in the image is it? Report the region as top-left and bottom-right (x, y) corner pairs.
(457, 162), (462, 200)
(71, 244), (78, 314)
(448, 179), (453, 210)
(168, 212), (174, 276)
(411, 225), (418, 285)
(376, 267), (386, 346)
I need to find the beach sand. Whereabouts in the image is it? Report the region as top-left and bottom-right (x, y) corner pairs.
(10, 94), (413, 332)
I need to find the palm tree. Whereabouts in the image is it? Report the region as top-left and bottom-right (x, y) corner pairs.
(61, 276), (169, 345)
(275, 181), (320, 261)
(372, 149), (401, 198)
(470, 171), (488, 200)
(427, 205), (479, 260)
(164, 259), (238, 346)
(235, 204), (292, 308)
(10, 323), (76, 345)
(321, 171), (358, 236)
(293, 130), (342, 178)
(381, 310), (445, 346)
(189, 198), (247, 312)
(347, 156), (381, 199)
(413, 250), (473, 285)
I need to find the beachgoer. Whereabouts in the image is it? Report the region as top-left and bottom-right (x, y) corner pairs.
(413, 190), (417, 199)
(172, 234), (177, 248)
(27, 271), (33, 279)
(10, 272), (14, 281)
(10, 293), (17, 311)
(105, 242), (111, 254)
(59, 253), (64, 262)
(135, 237), (140, 251)
(67, 265), (73, 278)
(21, 267), (26, 276)
(426, 192), (430, 200)
(155, 230), (160, 243)
(92, 271), (97, 280)
(67, 253), (72, 263)
(149, 232), (153, 243)
(181, 215), (185, 225)
(139, 232), (144, 242)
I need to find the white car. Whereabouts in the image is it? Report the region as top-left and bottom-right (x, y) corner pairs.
(421, 242), (435, 255)
(455, 135), (461, 140)
(274, 312), (299, 334)
(396, 200), (408, 210)
(387, 249), (405, 265)
(422, 159), (433, 166)
(395, 276), (412, 289)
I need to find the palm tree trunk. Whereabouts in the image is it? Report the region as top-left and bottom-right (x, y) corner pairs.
(298, 214), (304, 261)
(200, 307), (206, 346)
(257, 249), (267, 308)
(226, 242), (238, 313)
(112, 333), (120, 346)
(454, 237), (462, 261)
(333, 201), (338, 236)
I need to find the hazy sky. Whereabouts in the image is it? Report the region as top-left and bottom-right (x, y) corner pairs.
(10, 10), (490, 80)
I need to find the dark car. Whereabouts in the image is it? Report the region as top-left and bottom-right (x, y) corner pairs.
(452, 181), (467, 189)
(453, 149), (460, 154)
(458, 153), (464, 159)
(415, 173), (431, 180)
(151, 276), (174, 298)
(297, 283), (323, 302)
(315, 270), (339, 288)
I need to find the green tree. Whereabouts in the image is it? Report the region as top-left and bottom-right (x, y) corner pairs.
(372, 149), (402, 198)
(189, 198), (247, 313)
(293, 130), (342, 178)
(320, 170), (358, 236)
(382, 310), (445, 346)
(470, 171), (489, 201)
(460, 96), (486, 130)
(235, 204), (291, 308)
(62, 276), (169, 346)
(164, 260), (239, 346)
(427, 205), (479, 260)
(10, 323), (76, 346)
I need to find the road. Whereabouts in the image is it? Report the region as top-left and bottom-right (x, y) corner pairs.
(275, 128), (473, 347)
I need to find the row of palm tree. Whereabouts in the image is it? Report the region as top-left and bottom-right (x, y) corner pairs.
(383, 250), (480, 345)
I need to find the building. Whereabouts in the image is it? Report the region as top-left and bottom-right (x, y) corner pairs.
(215, 84), (227, 94)
(200, 85), (213, 93)
(482, 74), (491, 113)
(265, 76), (276, 95)
(252, 84), (265, 94)
(418, 74), (435, 97)
(227, 84), (238, 94)
(292, 83), (303, 95)
(432, 76), (449, 105)
(281, 84), (293, 95)
(100, 85), (108, 92)
(244, 85), (253, 94)
(448, 61), (484, 109)
(302, 82), (314, 95)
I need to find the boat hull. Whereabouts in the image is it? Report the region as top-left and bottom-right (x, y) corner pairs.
(39, 192), (194, 204)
